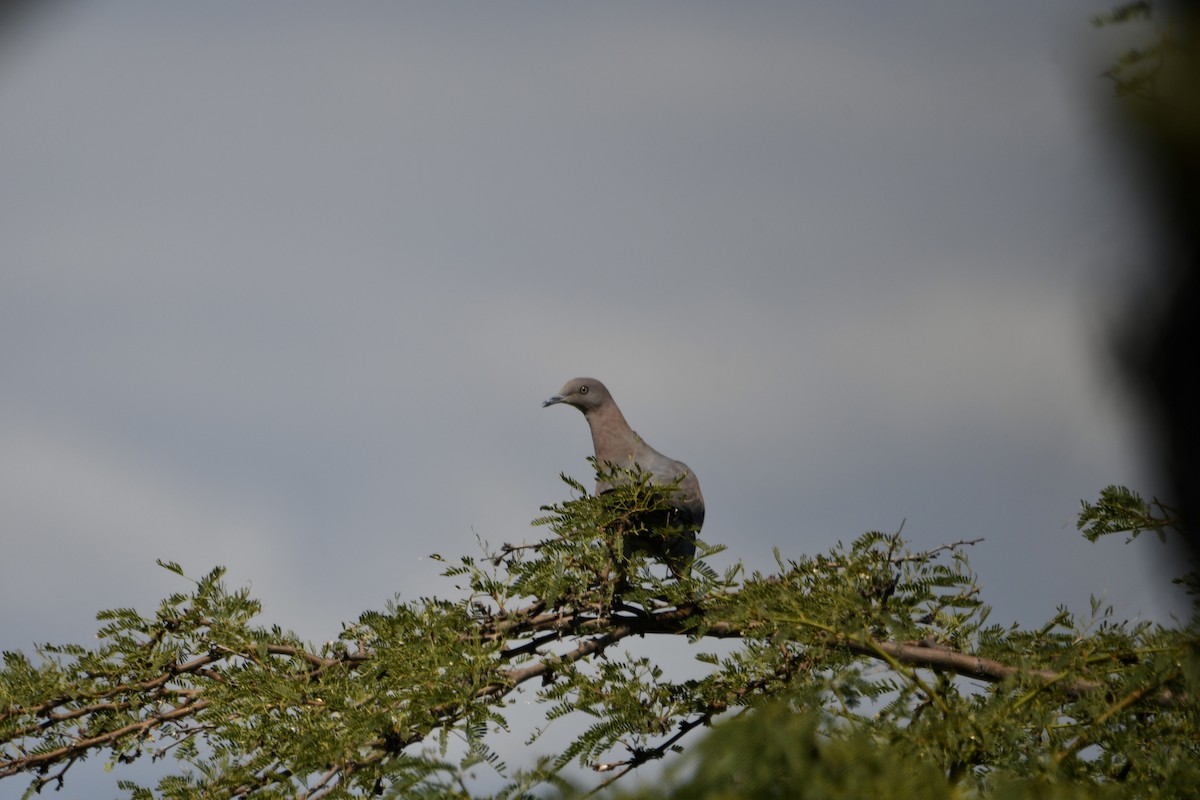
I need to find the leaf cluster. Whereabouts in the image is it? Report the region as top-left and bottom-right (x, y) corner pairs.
(1093, 1), (1200, 163)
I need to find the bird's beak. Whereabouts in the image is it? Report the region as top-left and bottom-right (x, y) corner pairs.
(542, 395), (564, 408)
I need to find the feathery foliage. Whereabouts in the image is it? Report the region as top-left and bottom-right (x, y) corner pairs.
(1, 467), (1196, 798)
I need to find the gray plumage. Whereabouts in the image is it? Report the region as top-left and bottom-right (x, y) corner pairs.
(542, 377), (703, 572)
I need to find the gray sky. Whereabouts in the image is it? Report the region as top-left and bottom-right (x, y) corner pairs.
(0, 1), (1182, 795)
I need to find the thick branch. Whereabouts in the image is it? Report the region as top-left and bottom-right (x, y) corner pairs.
(494, 603), (1124, 700)
(0, 697), (208, 779)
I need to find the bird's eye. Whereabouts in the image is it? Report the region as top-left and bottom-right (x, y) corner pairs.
(579, 386), (589, 394)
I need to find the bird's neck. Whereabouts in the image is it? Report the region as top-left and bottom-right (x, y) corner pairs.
(585, 404), (640, 465)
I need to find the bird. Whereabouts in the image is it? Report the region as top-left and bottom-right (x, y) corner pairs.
(542, 377), (703, 576)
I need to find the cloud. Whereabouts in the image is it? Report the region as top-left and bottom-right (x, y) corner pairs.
(0, 414), (292, 642)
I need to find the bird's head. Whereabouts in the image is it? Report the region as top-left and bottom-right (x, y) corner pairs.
(542, 377), (611, 414)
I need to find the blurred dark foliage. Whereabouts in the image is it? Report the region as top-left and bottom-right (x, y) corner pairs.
(0, 0), (48, 38)
(1104, 2), (1200, 563)
(0, 0), (76, 65)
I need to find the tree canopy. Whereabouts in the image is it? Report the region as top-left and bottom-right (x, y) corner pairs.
(1, 468), (1196, 799)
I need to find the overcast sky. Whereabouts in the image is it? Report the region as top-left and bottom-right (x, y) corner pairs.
(0, 1), (1183, 795)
